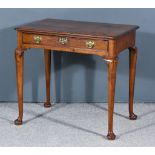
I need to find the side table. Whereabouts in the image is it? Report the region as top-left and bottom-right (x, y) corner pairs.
(14, 19), (139, 140)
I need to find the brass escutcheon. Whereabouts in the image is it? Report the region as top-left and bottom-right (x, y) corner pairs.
(33, 36), (42, 44)
(59, 37), (68, 45)
(86, 40), (95, 49)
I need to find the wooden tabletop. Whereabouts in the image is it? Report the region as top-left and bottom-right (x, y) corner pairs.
(16, 18), (139, 39)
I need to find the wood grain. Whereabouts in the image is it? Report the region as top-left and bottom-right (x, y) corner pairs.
(16, 18), (139, 39)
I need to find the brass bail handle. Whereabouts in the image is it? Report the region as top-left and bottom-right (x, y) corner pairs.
(33, 36), (42, 44)
(86, 40), (95, 49)
(59, 37), (68, 45)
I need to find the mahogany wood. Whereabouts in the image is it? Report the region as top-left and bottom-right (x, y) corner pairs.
(14, 18), (139, 140)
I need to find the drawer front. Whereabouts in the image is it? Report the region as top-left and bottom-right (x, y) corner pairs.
(22, 33), (108, 51)
(22, 33), (60, 47)
(69, 38), (108, 51)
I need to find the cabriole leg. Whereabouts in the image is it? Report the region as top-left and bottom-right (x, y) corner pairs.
(129, 47), (138, 120)
(14, 48), (24, 125)
(105, 57), (118, 140)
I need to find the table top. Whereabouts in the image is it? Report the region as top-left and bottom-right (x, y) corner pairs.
(16, 18), (139, 39)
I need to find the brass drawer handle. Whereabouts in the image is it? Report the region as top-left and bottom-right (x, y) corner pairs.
(33, 36), (42, 44)
(86, 40), (95, 49)
(59, 37), (68, 45)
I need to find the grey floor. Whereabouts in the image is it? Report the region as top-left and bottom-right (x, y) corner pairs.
(0, 102), (154, 147)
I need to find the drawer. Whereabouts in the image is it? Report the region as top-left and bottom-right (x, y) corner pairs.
(69, 38), (108, 51)
(22, 33), (108, 51)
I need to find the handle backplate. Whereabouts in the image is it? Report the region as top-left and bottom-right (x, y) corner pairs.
(86, 40), (95, 49)
(33, 36), (42, 44)
(59, 37), (68, 45)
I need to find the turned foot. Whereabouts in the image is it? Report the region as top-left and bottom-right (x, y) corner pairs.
(107, 131), (116, 140)
(14, 118), (22, 125)
(44, 102), (52, 108)
(129, 113), (137, 120)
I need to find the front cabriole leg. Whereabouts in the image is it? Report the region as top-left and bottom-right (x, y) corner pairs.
(104, 57), (118, 140)
(14, 48), (25, 125)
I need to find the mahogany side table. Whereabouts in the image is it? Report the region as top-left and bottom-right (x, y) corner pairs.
(14, 18), (139, 140)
